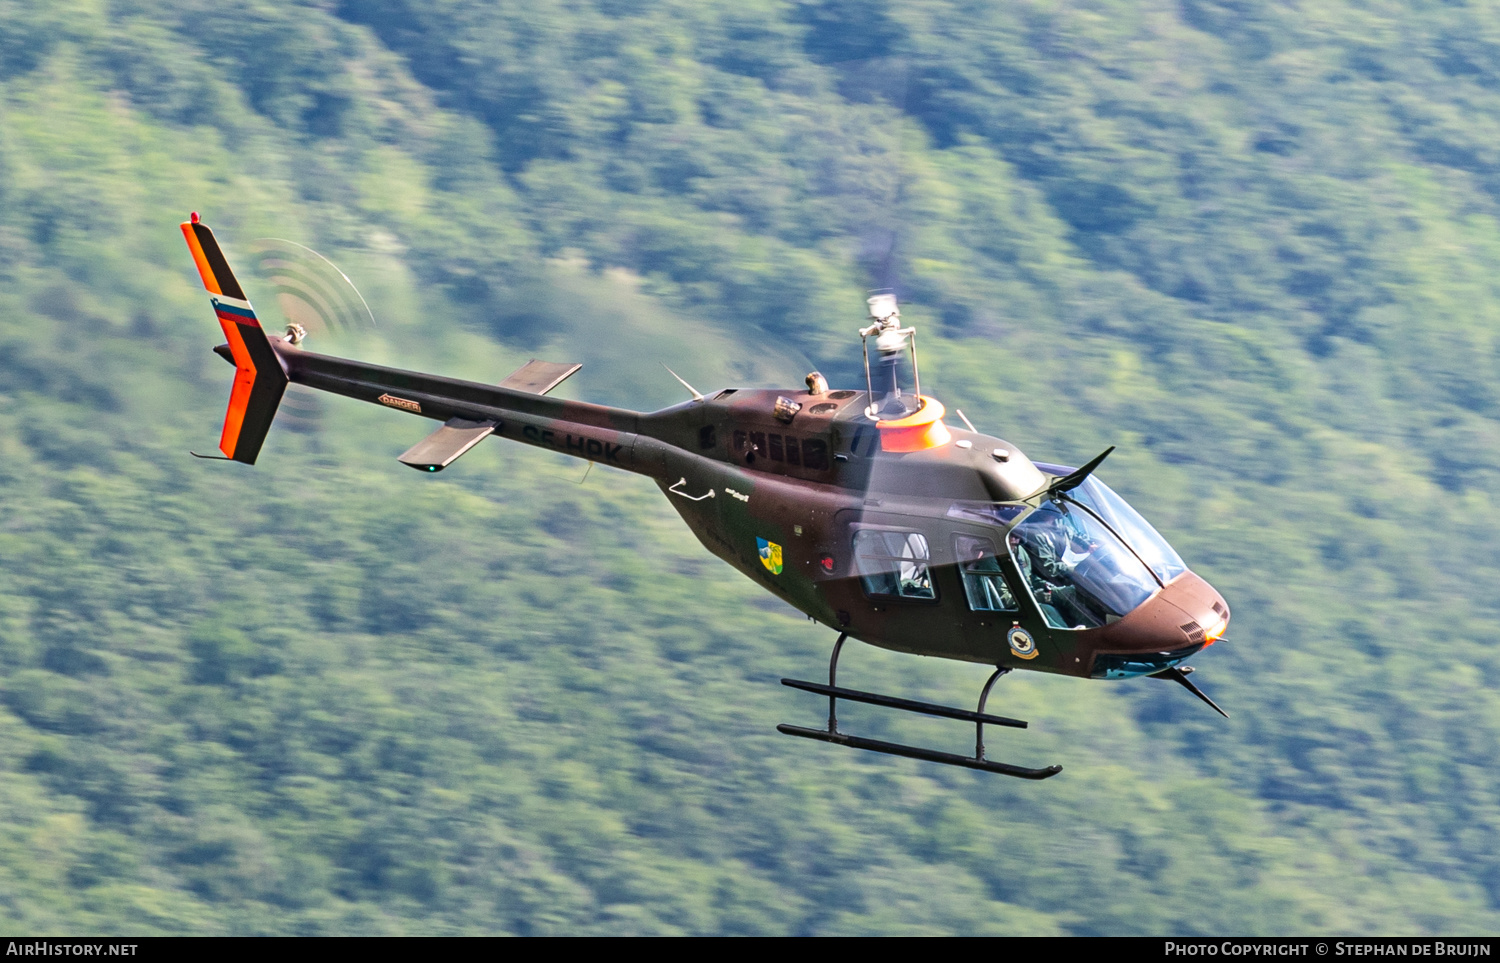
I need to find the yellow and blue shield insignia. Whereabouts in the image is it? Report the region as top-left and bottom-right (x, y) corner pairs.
(757, 537), (783, 575)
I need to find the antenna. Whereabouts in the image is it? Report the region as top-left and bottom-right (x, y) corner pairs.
(661, 363), (704, 402)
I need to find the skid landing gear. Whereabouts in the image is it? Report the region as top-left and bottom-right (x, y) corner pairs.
(778, 633), (1063, 780)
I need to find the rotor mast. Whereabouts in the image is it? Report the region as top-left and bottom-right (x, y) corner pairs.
(860, 293), (921, 420)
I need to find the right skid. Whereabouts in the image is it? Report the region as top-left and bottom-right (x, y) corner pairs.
(777, 723), (1062, 779)
(778, 633), (1062, 780)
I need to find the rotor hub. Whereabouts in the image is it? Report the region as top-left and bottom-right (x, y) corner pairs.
(858, 293), (922, 419)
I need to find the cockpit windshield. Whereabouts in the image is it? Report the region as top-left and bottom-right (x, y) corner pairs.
(1066, 476), (1187, 584)
(1008, 498), (1159, 629)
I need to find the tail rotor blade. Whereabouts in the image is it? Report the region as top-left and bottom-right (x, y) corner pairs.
(247, 238), (376, 343)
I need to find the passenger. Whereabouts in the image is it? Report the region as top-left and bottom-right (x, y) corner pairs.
(960, 540), (1015, 611)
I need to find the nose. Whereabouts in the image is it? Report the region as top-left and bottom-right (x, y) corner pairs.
(1167, 572), (1230, 646)
(1085, 572), (1228, 679)
(1103, 571), (1229, 653)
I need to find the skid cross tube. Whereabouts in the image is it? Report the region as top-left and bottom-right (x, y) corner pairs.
(779, 635), (1061, 780)
(827, 632), (847, 731)
(975, 667), (1011, 760)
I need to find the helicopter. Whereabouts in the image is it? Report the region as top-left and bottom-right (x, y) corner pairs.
(182, 212), (1230, 781)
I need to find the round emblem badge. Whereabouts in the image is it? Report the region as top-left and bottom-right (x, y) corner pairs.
(1007, 626), (1039, 660)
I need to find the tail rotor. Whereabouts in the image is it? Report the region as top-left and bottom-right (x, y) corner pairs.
(247, 237), (376, 344)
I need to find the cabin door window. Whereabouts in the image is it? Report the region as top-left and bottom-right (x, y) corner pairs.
(853, 530), (937, 600)
(954, 534), (1018, 612)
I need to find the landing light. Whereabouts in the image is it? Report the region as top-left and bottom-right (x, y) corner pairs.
(1203, 615), (1229, 645)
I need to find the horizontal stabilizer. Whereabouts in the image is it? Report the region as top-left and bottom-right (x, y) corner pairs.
(399, 417), (497, 472)
(499, 359), (581, 396)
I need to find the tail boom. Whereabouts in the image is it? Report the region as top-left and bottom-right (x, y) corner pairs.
(281, 347), (650, 474)
(184, 213), (654, 475)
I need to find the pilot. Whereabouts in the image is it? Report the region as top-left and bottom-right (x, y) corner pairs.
(1013, 511), (1083, 579)
(1009, 518), (1104, 629)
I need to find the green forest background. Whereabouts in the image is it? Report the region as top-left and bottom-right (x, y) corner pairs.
(0, 0), (1497, 935)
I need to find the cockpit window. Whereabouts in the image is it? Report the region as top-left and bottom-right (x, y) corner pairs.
(1066, 476), (1187, 584)
(946, 502), (1026, 526)
(955, 534), (1017, 612)
(853, 530), (937, 600)
(1008, 500), (1158, 629)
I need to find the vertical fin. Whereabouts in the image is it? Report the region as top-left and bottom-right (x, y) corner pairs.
(181, 214), (288, 464)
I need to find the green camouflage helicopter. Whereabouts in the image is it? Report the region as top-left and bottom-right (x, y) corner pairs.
(184, 213), (1229, 780)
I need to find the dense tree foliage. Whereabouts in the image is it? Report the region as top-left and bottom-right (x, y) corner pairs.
(0, 0), (1498, 934)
